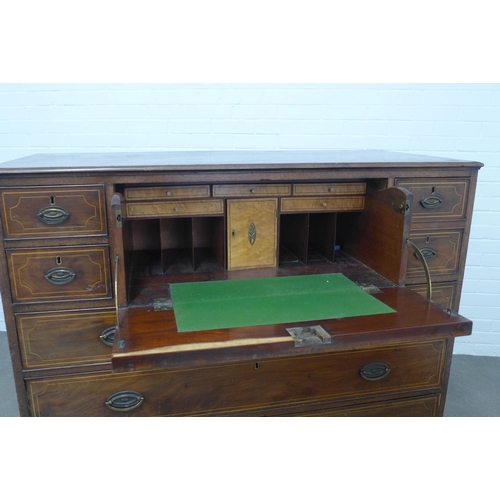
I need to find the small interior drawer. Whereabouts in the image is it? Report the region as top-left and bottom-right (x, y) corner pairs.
(293, 182), (366, 196)
(125, 199), (224, 218)
(213, 184), (291, 197)
(0, 185), (107, 239)
(395, 179), (469, 220)
(124, 185), (211, 201)
(281, 196), (365, 213)
(17, 309), (116, 369)
(406, 230), (463, 280)
(28, 340), (446, 417)
(7, 246), (112, 303)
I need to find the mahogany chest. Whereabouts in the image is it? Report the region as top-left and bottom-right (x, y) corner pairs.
(0, 150), (482, 416)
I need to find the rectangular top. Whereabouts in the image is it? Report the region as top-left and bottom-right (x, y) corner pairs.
(0, 150), (483, 175)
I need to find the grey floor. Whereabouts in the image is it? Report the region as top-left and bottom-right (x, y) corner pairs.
(1, 330), (499, 417)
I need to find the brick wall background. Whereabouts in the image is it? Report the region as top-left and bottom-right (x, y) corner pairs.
(0, 83), (498, 355)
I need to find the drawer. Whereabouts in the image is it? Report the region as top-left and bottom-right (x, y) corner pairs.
(17, 309), (116, 369)
(281, 196), (365, 213)
(406, 230), (462, 280)
(408, 282), (457, 312)
(293, 182), (366, 196)
(124, 185), (211, 201)
(125, 199), (224, 218)
(28, 340), (445, 416)
(7, 246), (112, 303)
(306, 395), (440, 417)
(0, 185), (107, 239)
(395, 179), (469, 220)
(213, 184), (291, 197)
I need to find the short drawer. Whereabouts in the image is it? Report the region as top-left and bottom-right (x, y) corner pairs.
(17, 309), (116, 369)
(124, 185), (211, 201)
(281, 196), (365, 213)
(28, 340), (446, 417)
(0, 185), (107, 239)
(406, 230), (462, 281)
(7, 246), (112, 303)
(408, 282), (457, 312)
(293, 182), (366, 196)
(125, 199), (224, 218)
(213, 184), (291, 197)
(395, 179), (469, 220)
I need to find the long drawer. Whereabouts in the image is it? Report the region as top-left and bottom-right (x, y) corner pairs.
(17, 309), (116, 369)
(28, 340), (446, 416)
(7, 246), (112, 303)
(0, 185), (107, 239)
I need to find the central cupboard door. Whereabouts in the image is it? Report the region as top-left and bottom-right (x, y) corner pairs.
(227, 198), (278, 270)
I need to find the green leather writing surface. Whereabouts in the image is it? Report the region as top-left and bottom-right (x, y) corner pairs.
(170, 274), (395, 333)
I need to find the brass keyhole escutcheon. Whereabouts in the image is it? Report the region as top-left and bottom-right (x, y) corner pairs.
(56, 255), (63, 265)
(248, 222), (257, 245)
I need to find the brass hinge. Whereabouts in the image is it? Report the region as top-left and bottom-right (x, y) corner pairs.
(115, 210), (122, 228)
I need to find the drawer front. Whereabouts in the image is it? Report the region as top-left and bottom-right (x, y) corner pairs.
(28, 340), (445, 417)
(213, 184), (291, 197)
(7, 246), (111, 303)
(395, 179), (468, 220)
(17, 309), (116, 369)
(406, 230), (462, 280)
(125, 199), (224, 218)
(293, 182), (366, 196)
(281, 196), (365, 213)
(307, 395), (440, 417)
(124, 185), (210, 201)
(408, 283), (457, 311)
(0, 185), (107, 239)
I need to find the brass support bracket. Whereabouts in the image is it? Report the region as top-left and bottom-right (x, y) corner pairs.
(407, 239), (432, 302)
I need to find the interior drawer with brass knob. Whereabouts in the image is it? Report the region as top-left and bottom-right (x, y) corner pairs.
(293, 182), (366, 196)
(125, 199), (224, 218)
(16, 309), (116, 369)
(27, 339), (446, 417)
(7, 246), (112, 303)
(395, 179), (469, 220)
(0, 185), (107, 239)
(213, 184), (291, 197)
(281, 196), (365, 213)
(124, 185), (211, 201)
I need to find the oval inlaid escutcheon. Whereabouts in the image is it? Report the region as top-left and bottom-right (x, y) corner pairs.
(420, 193), (444, 210)
(248, 222), (257, 245)
(44, 267), (76, 285)
(36, 205), (70, 225)
(105, 391), (144, 412)
(360, 362), (391, 381)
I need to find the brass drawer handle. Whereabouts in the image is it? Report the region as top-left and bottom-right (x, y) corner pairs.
(105, 390), (144, 412)
(420, 193), (443, 210)
(99, 326), (116, 347)
(360, 362), (390, 381)
(44, 267), (76, 285)
(37, 205), (70, 225)
(414, 246), (438, 261)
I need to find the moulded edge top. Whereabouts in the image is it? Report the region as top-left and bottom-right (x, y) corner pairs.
(0, 150), (484, 175)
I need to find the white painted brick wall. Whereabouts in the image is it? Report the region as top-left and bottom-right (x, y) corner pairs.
(0, 83), (498, 356)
